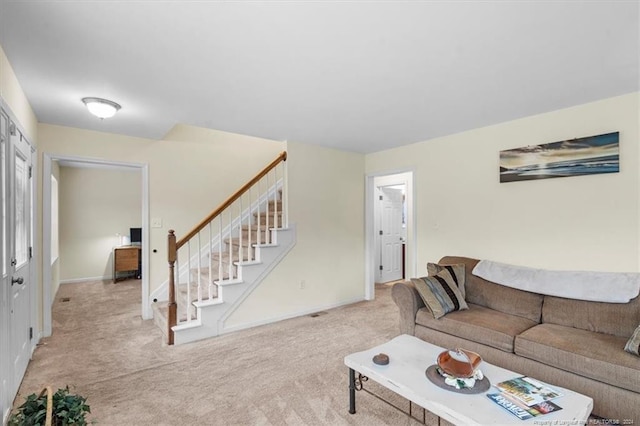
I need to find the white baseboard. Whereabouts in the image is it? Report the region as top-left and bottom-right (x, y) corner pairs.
(221, 295), (365, 335)
(60, 275), (111, 284)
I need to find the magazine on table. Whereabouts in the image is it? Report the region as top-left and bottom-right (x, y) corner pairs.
(495, 376), (563, 407)
(487, 392), (563, 420)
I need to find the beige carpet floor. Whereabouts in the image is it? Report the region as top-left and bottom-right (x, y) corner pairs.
(13, 280), (433, 425)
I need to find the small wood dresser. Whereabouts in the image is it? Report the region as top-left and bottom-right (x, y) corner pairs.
(113, 246), (141, 282)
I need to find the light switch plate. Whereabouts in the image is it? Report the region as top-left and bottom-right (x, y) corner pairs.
(151, 217), (163, 228)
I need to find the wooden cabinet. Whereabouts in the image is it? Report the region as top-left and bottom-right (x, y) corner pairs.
(113, 246), (141, 282)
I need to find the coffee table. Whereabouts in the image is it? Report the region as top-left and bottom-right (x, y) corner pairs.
(344, 334), (593, 425)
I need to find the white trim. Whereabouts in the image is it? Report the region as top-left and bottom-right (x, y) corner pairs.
(59, 276), (112, 284)
(42, 155), (52, 336)
(42, 154), (151, 337)
(221, 294), (363, 335)
(365, 169), (416, 301)
(29, 146), (38, 354)
(141, 164), (150, 319)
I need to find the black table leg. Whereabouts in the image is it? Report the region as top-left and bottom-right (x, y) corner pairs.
(349, 368), (356, 414)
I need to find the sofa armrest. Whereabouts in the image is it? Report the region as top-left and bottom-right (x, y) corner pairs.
(391, 280), (425, 335)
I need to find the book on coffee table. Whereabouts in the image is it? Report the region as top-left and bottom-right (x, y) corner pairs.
(487, 392), (563, 420)
(495, 376), (563, 407)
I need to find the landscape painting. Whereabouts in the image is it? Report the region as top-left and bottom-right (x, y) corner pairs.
(499, 132), (619, 183)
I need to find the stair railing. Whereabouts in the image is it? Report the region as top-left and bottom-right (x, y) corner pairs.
(166, 151), (288, 344)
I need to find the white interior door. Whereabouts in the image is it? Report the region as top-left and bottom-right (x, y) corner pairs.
(378, 186), (404, 283)
(8, 121), (32, 402)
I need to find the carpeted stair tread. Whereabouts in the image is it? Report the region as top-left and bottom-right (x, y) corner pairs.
(240, 224), (273, 244)
(178, 279), (219, 304)
(211, 250), (249, 263)
(253, 210), (283, 227)
(265, 200), (283, 212)
(191, 265), (232, 281)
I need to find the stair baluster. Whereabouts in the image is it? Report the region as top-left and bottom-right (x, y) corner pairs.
(247, 188), (252, 260)
(227, 211), (233, 280)
(239, 196), (243, 264)
(218, 217), (223, 284)
(186, 241), (192, 321)
(196, 233), (202, 303)
(208, 223), (213, 300)
(265, 172), (270, 244)
(284, 159), (289, 228)
(273, 165), (279, 232)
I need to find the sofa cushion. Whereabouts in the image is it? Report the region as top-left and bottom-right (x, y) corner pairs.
(427, 262), (466, 298)
(515, 323), (640, 394)
(439, 256), (544, 323)
(416, 303), (538, 353)
(411, 273), (468, 319)
(625, 324), (640, 356)
(542, 294), (640, 339)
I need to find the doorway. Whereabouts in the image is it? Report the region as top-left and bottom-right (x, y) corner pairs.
(42, 154), (150, 338)
(365, 170), (415, 300)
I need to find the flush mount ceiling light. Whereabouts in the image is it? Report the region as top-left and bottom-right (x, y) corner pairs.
(81, 97), (121, 119)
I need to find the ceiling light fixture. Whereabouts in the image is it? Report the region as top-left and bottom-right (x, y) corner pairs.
(81, 97), (121, 119)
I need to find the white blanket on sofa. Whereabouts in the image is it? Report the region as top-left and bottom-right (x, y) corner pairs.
(472, 260), (640, 303)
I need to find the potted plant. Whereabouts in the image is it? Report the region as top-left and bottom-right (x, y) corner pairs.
(9, 386), (91, 426)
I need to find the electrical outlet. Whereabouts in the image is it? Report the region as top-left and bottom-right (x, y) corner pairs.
(151, 217), (163, 228)
(299, 280), (306, 289)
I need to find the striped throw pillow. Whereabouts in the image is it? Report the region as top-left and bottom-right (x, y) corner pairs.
(427, 262), (466, 299)
(625, 324), (640, 356)
(412, 271), (468, 319)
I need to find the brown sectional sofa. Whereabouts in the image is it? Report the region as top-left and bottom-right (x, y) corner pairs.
(392, 256), (640, 420)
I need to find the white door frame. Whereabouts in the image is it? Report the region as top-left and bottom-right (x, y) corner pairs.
(365, 169), (415, 300)
(42, 153), (150, 337)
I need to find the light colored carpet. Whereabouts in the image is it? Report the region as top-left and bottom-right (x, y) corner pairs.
(13, 280), (431, 425)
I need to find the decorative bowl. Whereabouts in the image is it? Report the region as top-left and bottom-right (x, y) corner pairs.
(436, 348), (482, 378)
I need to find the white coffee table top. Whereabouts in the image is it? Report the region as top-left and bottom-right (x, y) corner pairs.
(344, 334), (593, 425)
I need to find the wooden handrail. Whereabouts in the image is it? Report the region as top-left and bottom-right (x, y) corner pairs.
(176, 151), (287, 249)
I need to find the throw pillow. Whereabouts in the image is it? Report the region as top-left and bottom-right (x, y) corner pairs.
(412, 271), (468, 319)
(624, 324), (640, 356)
(427, 262), (466, 298)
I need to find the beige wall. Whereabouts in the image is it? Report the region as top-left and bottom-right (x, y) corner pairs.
(366, 92), (640, 273)
(226, 140), (366, 327)
(0, 44), (37, 143)
(38, 123), (369, 329)
(58, 166), (141, 281)
(36, 123), (285, 294)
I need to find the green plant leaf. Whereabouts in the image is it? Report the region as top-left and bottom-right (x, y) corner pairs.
(9, 386), (90, 426)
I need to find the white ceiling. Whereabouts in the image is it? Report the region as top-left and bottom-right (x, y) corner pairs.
(0, 1), (638, 154)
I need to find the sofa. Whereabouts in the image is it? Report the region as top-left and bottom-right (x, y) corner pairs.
(391, 256), (640, 420)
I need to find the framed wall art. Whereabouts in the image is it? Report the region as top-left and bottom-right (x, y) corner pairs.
(499, 132), (619, 183)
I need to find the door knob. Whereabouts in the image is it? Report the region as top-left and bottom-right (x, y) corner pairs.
(11, 276), (24, 285)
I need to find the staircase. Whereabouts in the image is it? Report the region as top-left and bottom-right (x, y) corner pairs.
(151, 152), (295, 345)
